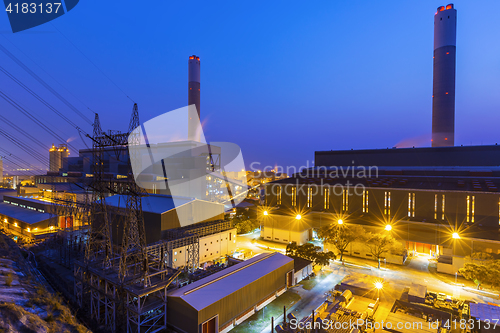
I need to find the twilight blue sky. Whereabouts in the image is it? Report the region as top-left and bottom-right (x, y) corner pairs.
(0, 0), (499, 172)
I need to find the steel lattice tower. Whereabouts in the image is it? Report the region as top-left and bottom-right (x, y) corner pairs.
(85, 113), (113, 268)
(118, 103), (148, 283)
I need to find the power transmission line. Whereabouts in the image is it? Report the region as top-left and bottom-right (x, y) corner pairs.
(0, 128), (48, 165)
(1, 35), (97, 119)
(50, 22), (136, 104)
(0, 147), (43, 171)
(0, 42), (93, 125)
(0, 114), (48, 150)
(0, 90), (78, 151)
(0, 65), (88, 136)
(0, 155), (38, 176)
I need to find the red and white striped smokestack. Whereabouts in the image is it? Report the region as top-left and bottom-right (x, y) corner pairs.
(188, 55), (200, 141)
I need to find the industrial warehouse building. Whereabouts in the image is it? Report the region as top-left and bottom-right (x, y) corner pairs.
(0, 198), (53, 238)
(105, 193), (225, 244)
(0, 195), (78, 239)
(264, 145), (500, 275)
(260, 213), (313, 245)
(289, 256), (313, 284)
(167, 252), (294, 333)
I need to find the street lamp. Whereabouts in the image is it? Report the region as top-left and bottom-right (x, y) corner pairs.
(385, 224), (392, 231)
(263, 211), (268, 216)
(452, 232), (460, 239)
(289, 214), (301, 244)
(337, 219), (343, 225)
(375, 281), (383, 299)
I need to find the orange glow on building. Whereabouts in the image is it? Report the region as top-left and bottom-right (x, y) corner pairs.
(445, 92), (449, 94)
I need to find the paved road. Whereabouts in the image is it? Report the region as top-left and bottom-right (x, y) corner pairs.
(234, 234), (500, 332)
(237, 234), (499, 303)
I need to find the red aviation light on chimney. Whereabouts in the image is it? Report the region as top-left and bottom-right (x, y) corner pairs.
(446, 4), (453, 10)
(189, 56), (194, 60)
(438, 6), (445, 12)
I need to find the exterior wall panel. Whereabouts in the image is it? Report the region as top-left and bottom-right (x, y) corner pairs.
(197, 260), (294, 330)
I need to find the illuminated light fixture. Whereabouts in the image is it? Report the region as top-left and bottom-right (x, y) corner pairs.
(375, 282), (383, 290)
(452, 232), (460, 239)
(337, 219), (343, 225)
(446, 4), (453, 10)
(445, 138), (448, 140)
(14, 222), (18, 227)
(439, 6), (445, 11)
(49, 226), (54, 230)
(27, 228), (30, 232)
(295, 214), (302, 220)
(385, 224), (392, 231)
(3, 219), (6, 223)
(263, 211), (268, 216)
(446, 52), (450, 55)
(34, 228), (38, 231)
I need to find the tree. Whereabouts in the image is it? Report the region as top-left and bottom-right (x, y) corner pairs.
(318, 224), (365, 261)
(286, 242), (335, 268)
(285, 242), (298, 256)
(459, 263), (489, 289)
(315, 251), (335, 268)
(232, 216), (259, 234)
(459, 253), (500, 289)
(364, 233), (399, 269)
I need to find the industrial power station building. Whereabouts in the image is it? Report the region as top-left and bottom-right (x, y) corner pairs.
(264, 145), (500, 275)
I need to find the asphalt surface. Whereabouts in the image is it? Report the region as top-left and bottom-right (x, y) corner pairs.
(234, 232), (500, 333)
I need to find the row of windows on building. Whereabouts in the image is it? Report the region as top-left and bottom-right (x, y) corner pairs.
(4, 200), (45, 213)
(36, 177), (70, 184)
(273, 186), (489, 224)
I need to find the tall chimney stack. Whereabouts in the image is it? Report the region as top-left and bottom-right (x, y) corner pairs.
(188, 55), (200, 141)
(432, 4), (457, 147)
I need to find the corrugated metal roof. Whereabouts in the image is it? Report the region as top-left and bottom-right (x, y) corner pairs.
(470, 302), (500, 322)
(37, 183), (85, 191)
(0, 202), (52, 224)
(168, 253), (293, 311)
